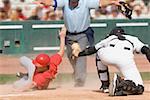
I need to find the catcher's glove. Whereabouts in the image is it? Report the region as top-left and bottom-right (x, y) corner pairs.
(71, 42), (81, 59)
(118, 1), (132, 19)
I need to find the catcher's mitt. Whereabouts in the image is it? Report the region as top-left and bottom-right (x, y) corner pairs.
(118, 1), (132, 19)
(71, 42), (81, 59)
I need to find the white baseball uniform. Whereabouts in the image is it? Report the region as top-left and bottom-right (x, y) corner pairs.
(13, 56), (35, 88)
(95, 35), (145, 86)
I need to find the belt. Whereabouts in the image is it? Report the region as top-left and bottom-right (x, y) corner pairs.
(67, 28), (89, 35)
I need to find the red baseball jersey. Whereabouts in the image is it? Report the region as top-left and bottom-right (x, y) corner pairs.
(33, 53), (62, 89)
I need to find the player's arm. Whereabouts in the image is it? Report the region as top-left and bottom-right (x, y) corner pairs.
(79, 35), (116, 57)
(133, 37), (150, 63)
(141, 46), (150, 62)
(78, 39), (106, 57)
(35, 0), (65, 9)
(57, 26), (66, 57)
(38, 0), (120, 8)
(78, 46), (97, 57)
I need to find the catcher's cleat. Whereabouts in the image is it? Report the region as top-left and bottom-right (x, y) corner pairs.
(16, 72), (28, 78)
(109, 73), (121, 96)
(100, 86), (109, 93)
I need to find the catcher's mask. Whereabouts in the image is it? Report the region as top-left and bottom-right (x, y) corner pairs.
(32, 53), (50, 67)
(69, 0), (79, 10)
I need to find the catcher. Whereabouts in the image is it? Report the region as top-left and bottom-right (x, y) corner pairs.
(72, 27), (150, 96)
(13, 26), (66, 92)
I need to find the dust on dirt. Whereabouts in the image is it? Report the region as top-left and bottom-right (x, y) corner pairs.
(0, 54), (150, 100)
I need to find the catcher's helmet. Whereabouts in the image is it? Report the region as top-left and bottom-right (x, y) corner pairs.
(32, 53), (50, 67)
(109, 27), (125, 36)
(108, 27), (126, 40)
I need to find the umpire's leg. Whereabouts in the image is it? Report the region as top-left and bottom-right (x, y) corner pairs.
(66, 34), (88, 87)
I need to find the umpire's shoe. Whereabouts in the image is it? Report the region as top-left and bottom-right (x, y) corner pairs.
(109, 73), (122, 96)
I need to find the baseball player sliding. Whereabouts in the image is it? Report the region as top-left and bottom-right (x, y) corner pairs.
(72, 27), (150, 96)
(13, 27), (66, 92)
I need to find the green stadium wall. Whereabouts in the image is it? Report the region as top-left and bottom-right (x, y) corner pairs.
(0, 19), (149, 54)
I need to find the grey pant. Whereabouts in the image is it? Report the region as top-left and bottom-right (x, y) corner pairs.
(66, 34), (89, 85)
(13, 56), (35, 88)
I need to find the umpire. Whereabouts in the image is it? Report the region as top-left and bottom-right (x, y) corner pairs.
(38, 0), (120, 87)
(62, 0), (99, 87)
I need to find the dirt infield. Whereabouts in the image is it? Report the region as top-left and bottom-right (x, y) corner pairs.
(0, 54), (150, 100)
(0, 82), (150, 100)
(0, 54), (150, 74)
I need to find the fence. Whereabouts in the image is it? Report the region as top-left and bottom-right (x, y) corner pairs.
(0, 19), (149, 54)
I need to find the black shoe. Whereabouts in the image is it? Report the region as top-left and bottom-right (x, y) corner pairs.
(100, 80), (110, 93)
(16, 72), (28, 78)
(100, 86), (109, 93)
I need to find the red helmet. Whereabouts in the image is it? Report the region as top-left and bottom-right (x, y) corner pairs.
(32, 53), (50, 67)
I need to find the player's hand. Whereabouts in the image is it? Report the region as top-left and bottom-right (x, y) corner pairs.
(59, 26), (66, 38)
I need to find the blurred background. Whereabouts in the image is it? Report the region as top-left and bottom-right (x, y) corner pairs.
(0, 0), (149, 21)
(0, 0), (149, 54)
